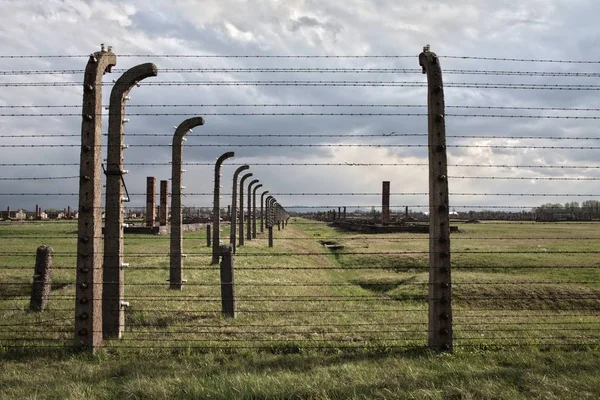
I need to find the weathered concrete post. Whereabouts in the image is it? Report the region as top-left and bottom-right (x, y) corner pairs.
(206, 224), (211, 247)
(212, 152), (235, 265)
(252, 184), (262, 238)
(159, 180), (168, 226)
(238, 173), (253, 247)
(420, 45), (453, 353)
(35, 205), (39, 219)
(146, 177), (156, 227)
(260, 190), (269, 234)
(266, 196), (274, 247)
(382, 181), (390, 226)
(277, 203), (282, 231)
(6, 206), (10, 219)
(230, 165), (249, 254)
(405, 206), (409, 220)
(170, 117), (205, 290)
(226, 205), (231, 221)
(265, 196), (273, 227)
(103, 62), (157, 339)
(30, 245), (53, 311)
(219, 244), (236, 318)
(75, 47), (116, 351)
(343, 206), (347, 219)
(247, 179), (259, 241)
(67, 206), (72, 219)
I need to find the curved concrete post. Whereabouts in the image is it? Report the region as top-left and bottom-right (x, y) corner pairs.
(212, 152), (235, 264)
(260, 190), (269, 233)
(246, 179), (259, 241)
(420, 47), (453, 352)
(238, 173), (253, 247)
(252, 184), (262, 238)
(170, 117), (205, 290)
(103, 63), (157, 339)
(266, 196), (275, 228)
(230, 165), (249, 253)
(75, 47), (117, 351)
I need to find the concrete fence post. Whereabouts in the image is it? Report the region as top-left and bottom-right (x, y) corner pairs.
(260, 190), (269, 233)
(382, 181), (390, 225)
(159, 180), (168, 226)
(230, 165), (249, 254)
(420, 45), (453, 353)
(343, 206), (347, 219)
(268, 226), (274, 247)
(252, 184), (262, 238)
(103, 62), (157, 339)
(75, 46), (116, 351)
(238, 173), (253, 247)
(170, 117), (205, 290)
(30, 245), (53, 311)
(219, 244), (236, 318)
(247, 179), (259, 241)
(212, 152), (235, 265)
(206, 224), (211, 247)
(265, 196), (273, 228)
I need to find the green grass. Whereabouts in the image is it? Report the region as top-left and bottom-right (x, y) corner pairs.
(1, 218), (599, 399)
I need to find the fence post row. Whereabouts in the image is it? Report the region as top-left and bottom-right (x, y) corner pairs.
(247, 179), (259, 241)
(252, 184), (263, 238)
(75, 47), (117, 351)
(169, 117), (205, 290)
(238, 173), (253, 247)
(212, 152), (235, 264)
(260, 190), (269, 233)
(103, 62), (157, 339)
(230, 165), (250, 253)
(420, 46), (453, 353)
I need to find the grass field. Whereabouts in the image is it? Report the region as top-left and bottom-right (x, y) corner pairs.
(0, 218), (599, 399)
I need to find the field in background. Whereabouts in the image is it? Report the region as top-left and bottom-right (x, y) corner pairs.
(1, 219), (599, 398)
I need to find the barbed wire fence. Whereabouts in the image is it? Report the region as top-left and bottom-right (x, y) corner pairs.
(0, 46), (599, 353)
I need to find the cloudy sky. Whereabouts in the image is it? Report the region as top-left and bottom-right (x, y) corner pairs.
(1, 0), (600, 213)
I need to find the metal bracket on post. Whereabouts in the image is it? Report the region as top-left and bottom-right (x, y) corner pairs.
(230, 165), (249, 254)
(212, 152), (235, 265)
(238, 173), (253, 248)
(103, 62), (157, 340)
(247, 179), (259, 241)
(252, 184), (262, 238)
(219, 244), (236, 318)
(170, 117), (205, 290)
(75, 47), (117, 352)
(420, 45), (453, 353)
